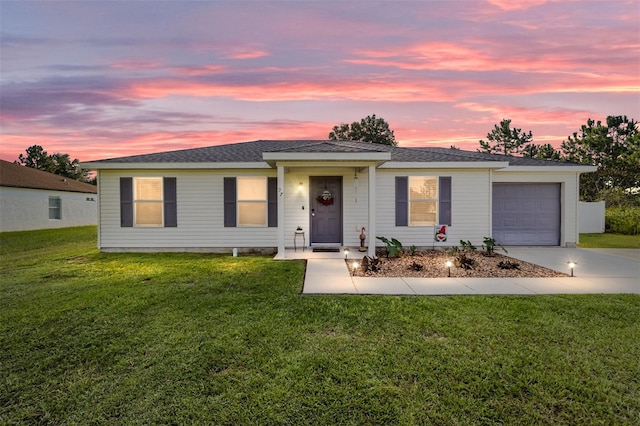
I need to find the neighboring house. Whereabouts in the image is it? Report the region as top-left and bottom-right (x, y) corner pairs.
(82, 140), (596, 257)
(0, 160), (98, 232)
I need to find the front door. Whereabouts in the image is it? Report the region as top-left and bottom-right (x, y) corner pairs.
(310, 176), (342, 245)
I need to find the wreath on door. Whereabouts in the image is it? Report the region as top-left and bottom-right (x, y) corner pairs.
(316, 189), (334, 206)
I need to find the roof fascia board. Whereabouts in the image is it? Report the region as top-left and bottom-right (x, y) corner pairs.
(496, 165), (598, 173)
(81, 162), (271, 170)
(262, 152), (391, 162)
(379, 161), (510, 169)
(273, 160), (385, 168)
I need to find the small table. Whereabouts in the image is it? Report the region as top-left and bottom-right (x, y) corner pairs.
(294, 231), (305, 251)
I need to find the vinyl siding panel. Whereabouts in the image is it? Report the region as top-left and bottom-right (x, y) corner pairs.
(375, 169), (491, 248)
(99, 169), (277, 250)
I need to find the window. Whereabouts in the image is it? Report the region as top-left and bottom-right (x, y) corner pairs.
(237, 177), (267, 227)
(409, 176), (438, 225)
(396, 176), (451, 227)
(49, 197), (61, 220)
(134, 177), (163, 226)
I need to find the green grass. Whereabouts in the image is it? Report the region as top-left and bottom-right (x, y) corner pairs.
(579, 232), (640, 248)
(1, 227), (639, 424)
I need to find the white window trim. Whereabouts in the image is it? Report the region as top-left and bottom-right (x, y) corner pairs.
(408, 176), (439, 226)
(134, 177), (164, 227)
(237, 176), (268, 227)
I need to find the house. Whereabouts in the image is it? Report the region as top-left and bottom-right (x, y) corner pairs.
(0, 160), (98, 232)
(81, 140), (596, 257)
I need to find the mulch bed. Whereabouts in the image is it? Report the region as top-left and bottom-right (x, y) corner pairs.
(348, 250), (568, 278)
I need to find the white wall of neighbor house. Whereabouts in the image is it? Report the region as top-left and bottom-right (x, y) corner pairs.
(492, 171), (580, 246)
(0, 186), (97, 232)
(98, 169), (278, 250)
(375, 169), (492, 248)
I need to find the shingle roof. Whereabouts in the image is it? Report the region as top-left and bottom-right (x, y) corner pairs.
(0, 160), (97, 193)
(86, 139), (583, 167)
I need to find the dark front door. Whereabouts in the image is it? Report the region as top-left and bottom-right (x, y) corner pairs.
(310, 176), (342, 245)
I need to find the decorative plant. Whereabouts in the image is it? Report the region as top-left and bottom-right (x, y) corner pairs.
(482, 237), (507, 256)
(448, 240), (477, 270)
(498, 260), (520, 270)
(459, 240), (477, 252)
(376, 236), (403, 258)
(409, 261), (423, 271)
(455, 253), (476, 270)
(361, 255), (382, 272)
(409, 245), (418, 256)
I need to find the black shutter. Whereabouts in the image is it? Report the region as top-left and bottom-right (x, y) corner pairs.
(439, 176), (452, 226)
(163, 177), (177, 227)
(267, 177), (277, 227)
(223, 177), (237, 227)
(395, 176), (408, 226)
(120, 177), (133, 227)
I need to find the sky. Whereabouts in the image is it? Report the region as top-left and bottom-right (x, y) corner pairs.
(1, 0), (639, 162)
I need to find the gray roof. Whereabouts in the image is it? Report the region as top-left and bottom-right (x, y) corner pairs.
(87, 139), (583, 167)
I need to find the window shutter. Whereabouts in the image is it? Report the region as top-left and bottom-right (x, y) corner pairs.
(223, 177), (237, 227)
(439, 176), (452, 226)
(267, 177), (277, 227)
(120, 177), (133, 227)
(395, 176), (408, 226)
(163, 177), (177, 227)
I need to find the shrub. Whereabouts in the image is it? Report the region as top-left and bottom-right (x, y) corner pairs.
(409, 261), (423, 271)
(376, 236), (403, 258)
(498, 260), (520, 270)
(361, 255), (382, 272)
(409, 245), (418, 256)
(605, 207), (640, 235)
(482, 237), (507, 256)
(455, 253), (476, 270)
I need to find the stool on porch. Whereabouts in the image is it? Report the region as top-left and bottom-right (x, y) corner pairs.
(294, 231), (305, 251)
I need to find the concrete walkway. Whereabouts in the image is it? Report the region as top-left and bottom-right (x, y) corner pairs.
(302, 248), (639, 295)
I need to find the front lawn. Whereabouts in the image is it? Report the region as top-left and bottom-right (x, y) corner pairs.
(1, 227), (639, 424)
(579, 232), (640, 248)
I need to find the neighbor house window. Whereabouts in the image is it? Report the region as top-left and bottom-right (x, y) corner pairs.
(49, 197), (61, 220)
(134, 177), (163, 226)
(237, 177), (267, 227)
(409, 176), (438, 225)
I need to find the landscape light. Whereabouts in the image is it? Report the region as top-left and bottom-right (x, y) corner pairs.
(344, 247), (350, 259)
(445, 260), (453, 277)
(352, 261), (359, 271)
(568, 261), (576, 277)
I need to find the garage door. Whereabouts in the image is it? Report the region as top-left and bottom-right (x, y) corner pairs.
(492, 183), (560, 246)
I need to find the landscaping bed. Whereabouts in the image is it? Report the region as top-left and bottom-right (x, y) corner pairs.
(349, 250), (568, 278)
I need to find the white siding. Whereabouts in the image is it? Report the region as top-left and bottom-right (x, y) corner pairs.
(492, 171), (580, 246)
(0, 186), (97, 232)
(375, 169), (492, 248)
(99, 169), (277, 250)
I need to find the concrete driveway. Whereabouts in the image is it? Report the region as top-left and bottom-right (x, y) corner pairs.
(505, 247), (639, 278)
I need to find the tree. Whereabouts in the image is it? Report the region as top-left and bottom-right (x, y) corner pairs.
(478, 119), (534, 156)
(560, 115), (639, 202)
(328, 114), (397, 146)
(523, 143), (562, 161)
(16, 145), (89, 182)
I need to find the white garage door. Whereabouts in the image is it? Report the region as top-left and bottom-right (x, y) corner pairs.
(492, 183), (560, 246)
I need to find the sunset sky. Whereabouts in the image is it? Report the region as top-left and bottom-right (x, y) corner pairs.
(1, 0), (638, 162)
